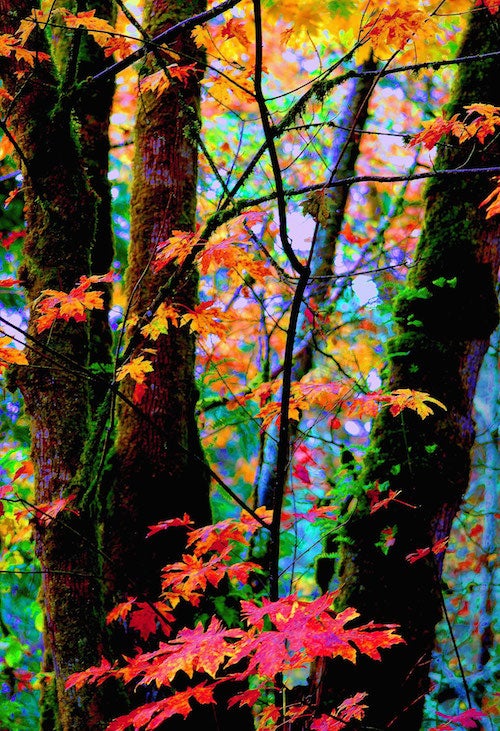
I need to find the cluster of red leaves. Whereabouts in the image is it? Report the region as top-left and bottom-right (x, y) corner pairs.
(411, 104), (500, 220)
(410, 104), (500, 150)
(66, 508), (404, 731)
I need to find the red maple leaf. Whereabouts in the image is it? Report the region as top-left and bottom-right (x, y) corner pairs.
(107, 682), (217, 731)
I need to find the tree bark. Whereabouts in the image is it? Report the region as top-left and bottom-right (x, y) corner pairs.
(0, 2), (117, 728)
(314, 8), (500, 730)
(102, 0), (212, 610)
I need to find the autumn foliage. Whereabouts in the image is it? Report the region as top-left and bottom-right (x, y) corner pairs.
(0, 0), (499, 730)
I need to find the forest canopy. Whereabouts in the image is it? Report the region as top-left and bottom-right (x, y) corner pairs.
(0, 1), (499, 730)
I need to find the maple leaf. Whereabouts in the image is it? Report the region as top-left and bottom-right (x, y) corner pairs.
(196, 238), (273, 283)
(153, 229), (203, 271)
(312, 692), (368, 730)
(387, 389), (447, 419)
(147, 514), (193, 537)
(430, 707), (486, 730)
(0, 33), (17, 58)
(62, 10), (132, 59)
(35, 273), (112, 332)
(256, 704), (281, 730)
(23, 494), (78, 527)
(179, 301), (228, 339)
(65, 657), (113, 691)
(17, 9), (52, 45)
(0, 336), (28, 371)
(368, 488), (416, 514)
(116, 355), (154, 385)
(129, 603), (174, 641)
(107, 683), (216, 731)
(292, 380), (347, 411)
(186, 507), (271, 556)
(453, 103), (500, 144)
(12, 460), (33, 482)
(221, 19), (250, 49)
(475, 0), (500, 12)
(161, 552), (228, 599)
(227, 687), (262, 709)
(409, 115), (458, 150)
(0, 277), (19, 288)
(480, 177), (500, 219)
(0, 29), (50, 68)
(141, 303), (181, 340)
(237, 594), (403, 674)
(139, 69), (171, 96)
(167, 63), (198, 86)
(361, 2), (434, 57)
(406, 537), (448, 564)
(106, 597), (137, 624)
(406, 546), (431, 564)
(136, 617), (244, 687)
(256, 395), (308, 431)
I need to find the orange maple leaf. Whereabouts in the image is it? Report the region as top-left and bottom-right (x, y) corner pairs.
(116, 355), (154, 385)
(62, 10), (132, 59)
(35, 273), (112, 332)
(362, 2), (431, 57)
(179, 301), (229, 339)
(480, 177), (500, 219)
(409, 115), (458, 150)
(106, 597), (137, 624)
(154, 228), (203, 271)
(0, 336), (28, 371)
(167, 63), (198, 86)
(147, 514), (194, 537)
(221, 19), (250, 49)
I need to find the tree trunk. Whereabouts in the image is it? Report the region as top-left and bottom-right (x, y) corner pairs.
(315, 8), (500, 730)
(0, 2), (117, 728)
(102, 0), (212, 610)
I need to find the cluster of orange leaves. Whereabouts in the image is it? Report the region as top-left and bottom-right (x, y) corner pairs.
(360, 0), (436, 59)
(34, 272), (113, 333)
(0, 33), (49, 83)
(17, 8), (132, 61)
(66, 508), (404, 731)
(241, 380), (446, 432)
(411, 103), (500, 219)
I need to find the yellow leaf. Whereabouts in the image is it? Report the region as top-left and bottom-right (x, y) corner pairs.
(116, 355), (154, 384)
(141, 304), (181, 340)
(388, 389), (447, 419)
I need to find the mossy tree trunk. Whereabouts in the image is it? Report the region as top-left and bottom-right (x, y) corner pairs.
(102, 0), (212, 610)
(314, 8), (500, 730)
(0, 2), (117, 729)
